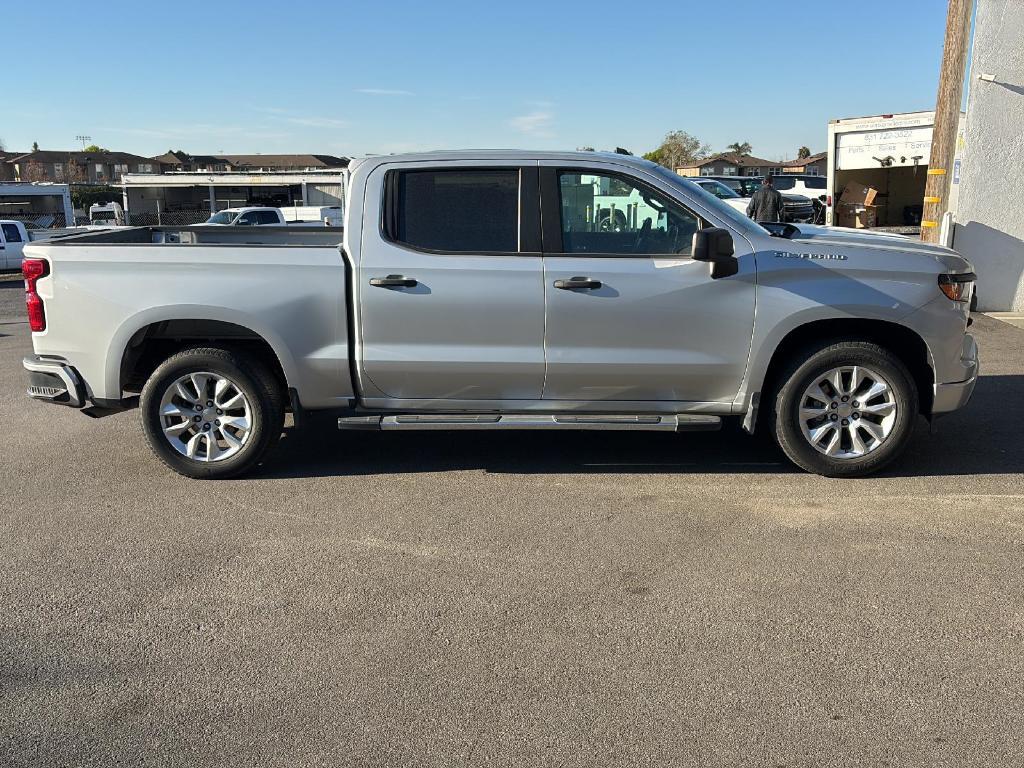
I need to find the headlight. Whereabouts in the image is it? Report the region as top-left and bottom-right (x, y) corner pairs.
(938, 272), (976, 302)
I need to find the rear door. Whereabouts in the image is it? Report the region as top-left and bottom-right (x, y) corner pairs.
(356, 163), (545, 402)
(540, 164), (756, 404)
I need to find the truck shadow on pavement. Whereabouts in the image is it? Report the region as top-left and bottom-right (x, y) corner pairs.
(263, 374), (1022, 479)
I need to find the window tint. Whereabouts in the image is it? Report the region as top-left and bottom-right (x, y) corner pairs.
(558, 171), (700, 256)
(804, 176), (826, 188)
(2, 223), (22, 242)
(771, 176), (795, 190)
(388, 169), (519, 252)
(236, 213), (256, 225)
(255, 210), (280, 224)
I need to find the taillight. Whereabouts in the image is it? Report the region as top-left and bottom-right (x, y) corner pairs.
(938, 272), (976, 302)
(22, 258), (48, 332)
(826, 195), (832, 207)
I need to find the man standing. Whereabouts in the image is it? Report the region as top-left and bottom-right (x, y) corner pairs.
(746, 175), (785, 223)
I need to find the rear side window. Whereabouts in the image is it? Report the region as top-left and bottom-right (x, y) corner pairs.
(255, 211), (280, 224)
(1, 223), (22, 242)
(385, 169), (519, 253)
(771, 176), (795, 190)
(804, 176), (826, 189)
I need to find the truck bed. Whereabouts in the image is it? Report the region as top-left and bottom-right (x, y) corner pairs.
(24, 225), (353, 408)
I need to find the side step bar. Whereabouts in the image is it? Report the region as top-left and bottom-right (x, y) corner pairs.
(338, 413), (721, 432)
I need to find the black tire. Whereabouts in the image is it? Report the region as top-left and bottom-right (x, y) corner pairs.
(770, 341), (918, 477)
(140, 347), (285, 479)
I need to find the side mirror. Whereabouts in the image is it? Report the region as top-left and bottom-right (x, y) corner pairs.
(692, 227), (738, 278)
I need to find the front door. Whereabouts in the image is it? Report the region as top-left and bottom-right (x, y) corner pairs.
(0, 223), (24, 270)
(541, 166), (756, 404)
(357, 164), (545, 403)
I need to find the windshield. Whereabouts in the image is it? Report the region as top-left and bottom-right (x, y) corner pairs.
(695, 180), (740, 199)
(91, 211), (117, 221)
(206, 211), (237, 225)
(649, 165), (767, 237)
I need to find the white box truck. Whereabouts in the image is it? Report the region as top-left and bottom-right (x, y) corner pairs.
(826, 111), (965, 234)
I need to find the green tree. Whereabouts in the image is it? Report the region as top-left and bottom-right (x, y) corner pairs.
(644, 131), (711, 170)
(726, 141), (752, 155)
(32, 141), (39, 152)
(83, 144), (108, 153)
(797, 146), (811, 159)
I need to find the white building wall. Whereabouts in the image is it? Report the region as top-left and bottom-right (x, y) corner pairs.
(953, 0), (1024, 311)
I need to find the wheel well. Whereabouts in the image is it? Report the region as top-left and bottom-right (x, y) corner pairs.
(120, 320), (288, 396)
(758, 319), (934, 421)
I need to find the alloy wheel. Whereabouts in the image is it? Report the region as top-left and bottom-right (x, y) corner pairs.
(798, 365), (898, 460)
(158, 371), (252, 462)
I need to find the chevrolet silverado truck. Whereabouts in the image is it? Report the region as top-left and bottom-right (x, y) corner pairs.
(21, 151), (978, 479)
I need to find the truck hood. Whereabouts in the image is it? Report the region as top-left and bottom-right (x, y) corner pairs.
(790, 224), (974, 273)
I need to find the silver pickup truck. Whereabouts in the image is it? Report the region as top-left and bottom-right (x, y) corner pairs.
(21, 150), (978, 479)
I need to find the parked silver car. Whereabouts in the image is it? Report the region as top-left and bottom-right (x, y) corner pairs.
(22, 151), (977, 479)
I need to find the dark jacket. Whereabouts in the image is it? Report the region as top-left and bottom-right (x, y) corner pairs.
(746, 186), (785, 223)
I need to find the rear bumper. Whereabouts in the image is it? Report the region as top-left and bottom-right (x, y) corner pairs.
(23, 355), (85, 407)
(932, 333), (979, 414)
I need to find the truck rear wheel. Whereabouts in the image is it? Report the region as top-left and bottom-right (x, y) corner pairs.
(140, 347), (285, 479)
(770, 341), (918, 477)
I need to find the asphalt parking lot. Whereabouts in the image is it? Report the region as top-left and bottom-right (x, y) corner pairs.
(1, 272), (1023, 767)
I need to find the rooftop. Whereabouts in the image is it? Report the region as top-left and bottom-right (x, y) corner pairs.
(679, 152), (782, 170)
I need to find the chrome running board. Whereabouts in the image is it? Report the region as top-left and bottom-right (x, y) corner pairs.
(338, 413), (721, 432)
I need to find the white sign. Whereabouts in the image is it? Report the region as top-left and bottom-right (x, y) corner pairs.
(836, 125), (933, 170)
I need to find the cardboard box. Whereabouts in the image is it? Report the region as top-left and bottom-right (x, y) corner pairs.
(839, 182), (878, 207)
(836, 203), (878, 229)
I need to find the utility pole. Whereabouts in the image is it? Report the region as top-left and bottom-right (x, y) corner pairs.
(921, 0), (974, 243)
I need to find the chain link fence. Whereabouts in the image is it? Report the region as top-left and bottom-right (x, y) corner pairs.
(0, 212), (71, 229)
(126, 210), (211, 226)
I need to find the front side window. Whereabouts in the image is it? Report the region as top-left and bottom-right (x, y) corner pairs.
(2, 223), (22, 242)
(386, 168), (519, 253)
(557, 171), (700, 257)
(772, 176), (795, 190)
(695, 180), (740, 199)
(206, 211), (237, 224)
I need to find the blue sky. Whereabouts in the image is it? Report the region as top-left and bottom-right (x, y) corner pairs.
(1, 0), (953, 161)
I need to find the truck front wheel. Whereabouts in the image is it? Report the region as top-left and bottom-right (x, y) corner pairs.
(770, 341), (918, 477)
(140, 347), (285, 479)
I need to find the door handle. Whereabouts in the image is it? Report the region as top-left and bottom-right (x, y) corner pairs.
(554, 276), (602, 290)
(370, 274), (418, 288)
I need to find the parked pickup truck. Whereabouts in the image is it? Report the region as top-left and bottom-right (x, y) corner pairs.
(202, 205), (343, 227)
(1, 220), (92, 270)
(21, 151), (978, 479)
